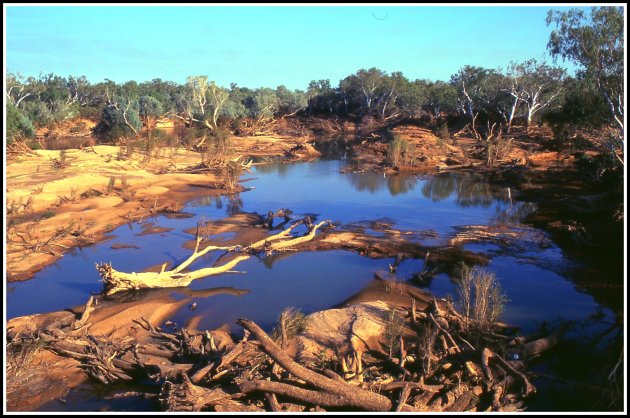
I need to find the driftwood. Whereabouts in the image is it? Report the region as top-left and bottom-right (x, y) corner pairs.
(481, 347), (536, 398)
(237, 318), (419, 412)
(160, 372), (254, 412)
(97, 219), (330, 294)
(9, 281), (547, 412)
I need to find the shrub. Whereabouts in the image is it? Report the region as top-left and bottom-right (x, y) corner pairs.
(456, 264), (507, 332)
(387, 136), (409, 167)
(6, 102), (35, 144)
(271, 307), (307, 347)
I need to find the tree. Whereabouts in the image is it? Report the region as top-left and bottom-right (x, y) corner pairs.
(425, 81), (458, 121)
(221, 83), (251, 120)
(6, 73), (38, 108)
(374, 71), (407, 120)
(306, 79), (335, 114)
(512, 59), (565, 131)
(251, 88), (279, 121)
(341, 68), (387, 116)
(450, 66), (498, 122)
(6, 101), (35, 142)
(396, 78), (430, 119)
(94, 97), (141, 139)
(547, 6), (624, 163)
(207, 82), (229, 129)
(276, 85), (307, 116)
(138, 95), (163, 138)
(182, 76), (228, 130)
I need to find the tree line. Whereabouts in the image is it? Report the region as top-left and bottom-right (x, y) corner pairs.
(6, 7), (623, 161)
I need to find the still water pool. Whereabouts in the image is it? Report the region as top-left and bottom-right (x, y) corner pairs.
(6, 159), (620, 411)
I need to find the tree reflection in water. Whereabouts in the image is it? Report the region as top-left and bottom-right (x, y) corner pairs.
(226, 194), (243, 215)
(344, 172), (418, 196)
(254, 161), (292, 177)
(421, 172), (497, 208)
(188, 194), (242, 216)
(344, 170), (507, 207)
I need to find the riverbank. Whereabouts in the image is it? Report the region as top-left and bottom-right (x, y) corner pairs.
(5, 123), (624, 412)
(6, 135), (320, 282)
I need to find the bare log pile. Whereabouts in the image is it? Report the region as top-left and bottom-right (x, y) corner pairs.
(7, 291), (558, 412)
(235, 298), (539, 412)
(97, 217), (332, 295)
(7, 136), (39, 159)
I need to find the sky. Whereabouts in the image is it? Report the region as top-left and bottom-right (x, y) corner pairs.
(5, 4), (585, 90)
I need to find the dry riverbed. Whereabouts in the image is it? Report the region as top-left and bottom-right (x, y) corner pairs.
(5, 126), (620, 412)
(6, 136), (319, 282)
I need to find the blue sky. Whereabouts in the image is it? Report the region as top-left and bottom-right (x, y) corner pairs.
(5, 5), (581, 90)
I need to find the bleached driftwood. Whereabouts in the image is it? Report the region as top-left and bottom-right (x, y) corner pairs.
(97, 219), (331, 295)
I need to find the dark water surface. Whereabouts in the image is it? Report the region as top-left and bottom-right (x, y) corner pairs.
(6, 159), (621, 412)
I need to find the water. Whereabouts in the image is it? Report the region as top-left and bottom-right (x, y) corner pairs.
(6, 159), (620, 411)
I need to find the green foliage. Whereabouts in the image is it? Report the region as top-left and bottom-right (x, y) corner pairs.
(252, 88), (280, 119)
(22, 100), (54, 127)
(6, 102), (35, 143)
(138, 95), (163, 122)
(94, 99), (141, 140)
(426, 81), (458, 118)
(276, 85), (307, 115)
(387, 136), (409, 167)
(271, 307), (308, 343)
(547, 6), (623, 164)
(547, 7), (623, 85)
(543, 78), (610, 129)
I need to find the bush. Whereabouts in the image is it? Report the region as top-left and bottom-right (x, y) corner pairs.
(6, 102), (35, 143)
(271, 307), (307, 346)
(456, 264), (507, 332)
(93, 103), (141, 141)
(210, 126), (232, 156)
(387, 136), (409, 167)
(180, 126), (207, 149)
(436, 120), (451, 143)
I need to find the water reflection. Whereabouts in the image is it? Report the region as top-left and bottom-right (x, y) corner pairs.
(342, 170), (512, 208)
(39, 136), (96, 150)
(421, 173), (500, 208)
(344, 172), (419, 196)
(254, 162), (293, 177)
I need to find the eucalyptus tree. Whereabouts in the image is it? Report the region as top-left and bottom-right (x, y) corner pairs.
(375, 71), (408, 120)
(340, 68), (387, 116)
(426, 81), (458, 121)
(547, 6), (624, 162)
(6, 72), (38, 108)
(6, 101), (35, 141)
(138, 95), (163, 139)
(183, 76), (229, 130)
(276, 85), (308, 116)
(395, 78), (430, 119)
(510, 59), (566, 132)
(450, 66), (498, 120)
(306, 79), (335, 114)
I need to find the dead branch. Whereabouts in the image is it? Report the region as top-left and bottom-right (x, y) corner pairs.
(160, 372), (243, 412)
(98, 218), (330, 294)
(481, 348), (536, 398)
(237, 317), (413, 412)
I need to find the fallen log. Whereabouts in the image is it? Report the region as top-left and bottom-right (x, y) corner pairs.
(481, 348), (536, 398)
(237, 318), (421, 412)
(160, 372), (246, 412)
(97, 219), (330, 295)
